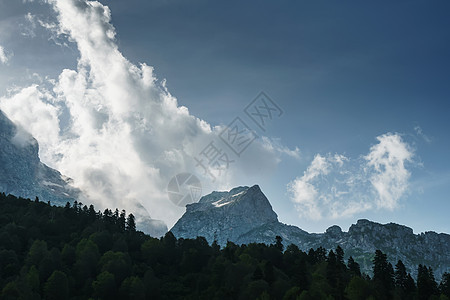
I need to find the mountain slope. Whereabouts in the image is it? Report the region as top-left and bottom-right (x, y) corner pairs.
(0, 110), (79, 206)
(171, 185), (450, 279)
(0, 110), (167, 236)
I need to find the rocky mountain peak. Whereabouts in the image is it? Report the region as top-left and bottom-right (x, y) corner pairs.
(185, 185), (278, 221)
(171, 185), (278, 245)
(349, 219), (414, 236)
(326, 225), (343, 237)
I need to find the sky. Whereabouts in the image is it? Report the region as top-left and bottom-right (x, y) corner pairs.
(0, 0), (449, 234)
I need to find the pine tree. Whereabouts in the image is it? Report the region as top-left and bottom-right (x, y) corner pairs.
(347, 256), (361, 277)
(126, 213), (136, 232)
(394, 260), (408, 299)
(373, 250), (394, 299)
(417, 264), (438, 300)
(440, 272), (450, 298)
(118, 209), (126, 231)
(336, 246), (345, 266)
(275, 236), (283, 252)
(88, 204), (97, 221)
(326, 250), (339, 295)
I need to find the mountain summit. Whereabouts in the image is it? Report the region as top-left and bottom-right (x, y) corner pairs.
(171, 185), (278, 245)
(171, 185), (450, 279)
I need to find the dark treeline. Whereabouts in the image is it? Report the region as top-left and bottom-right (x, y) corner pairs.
(0, 193), (449, 300)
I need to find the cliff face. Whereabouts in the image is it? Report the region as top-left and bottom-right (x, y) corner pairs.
(171, 185), (450, 279)
(0, 110), (79, 206)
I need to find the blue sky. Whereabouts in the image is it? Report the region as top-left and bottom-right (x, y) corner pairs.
(0, 0), (449, 234)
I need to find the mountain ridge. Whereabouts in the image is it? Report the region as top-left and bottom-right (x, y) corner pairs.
(171, 185), (450, 279)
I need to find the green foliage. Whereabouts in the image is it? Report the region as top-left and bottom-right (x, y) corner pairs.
(345, 276), (372, 300)
(92, 271), (116, 299)
(44, 270), (69, 300)
(0, 193), (449, 299)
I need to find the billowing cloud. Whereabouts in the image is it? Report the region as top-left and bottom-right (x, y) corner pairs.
(0, 0), (297, 230)
(288, 133), (414, 220)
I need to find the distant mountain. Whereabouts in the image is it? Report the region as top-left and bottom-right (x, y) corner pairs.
(0, 110), (80, 206)
(171, 185), (450, 279)
(0, 110), (167, 237)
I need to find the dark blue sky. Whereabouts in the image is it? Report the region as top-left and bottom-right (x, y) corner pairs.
(105, 0), (450, 232)
(109, 0), (450, 148)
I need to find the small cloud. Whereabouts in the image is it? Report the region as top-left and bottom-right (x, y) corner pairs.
(414, 125), (432, 143)
(365, 133), (414, 210)
(0, 45), (13, 64)
(261, 137), (301, 161)
(21, 13), (37, 38)
(288, 133), (415, 220)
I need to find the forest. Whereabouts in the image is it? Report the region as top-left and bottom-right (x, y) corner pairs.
(0, 192), (449, 300)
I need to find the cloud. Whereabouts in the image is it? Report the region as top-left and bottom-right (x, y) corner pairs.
(261, 137), (301, 161)
(0, 0), (297, 230)
(288, 133), (414, 220)
(414, 125), (432, 143)
(365, 133), (414, 210)
(0, 45), (12, 64)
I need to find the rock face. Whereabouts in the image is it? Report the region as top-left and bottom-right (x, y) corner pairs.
(0, 110), (79, 206)
(171, 185), (450, 279)
(171, 185), (280, 245)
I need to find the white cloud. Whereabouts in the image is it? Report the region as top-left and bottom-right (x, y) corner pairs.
(0, 45), (12, 64)
(288, 133), (414, 220)
(0, 0), (298, 230)
(0, 85), (60, 156)
(365, 133), (413, 210)
(261, 136), (301, 161)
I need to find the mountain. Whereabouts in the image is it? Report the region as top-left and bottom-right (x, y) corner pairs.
(171, 185), (450, 279)
(172, 185), (281, 245)
(0, 110), (79, 206)
(133, 202), (168, 237)
(0, 110), (167, 236)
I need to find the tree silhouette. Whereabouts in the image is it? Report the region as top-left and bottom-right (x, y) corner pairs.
(126, 213), (136, 232)
(373, 249), (394, 299)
